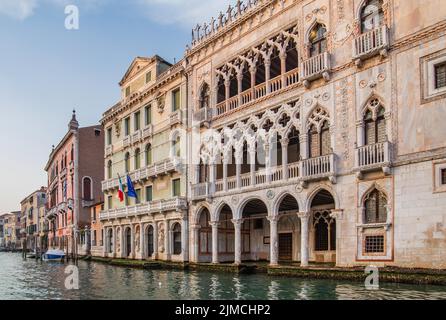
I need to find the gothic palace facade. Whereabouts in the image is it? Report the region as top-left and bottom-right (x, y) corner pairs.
(99, 0), (446, 269)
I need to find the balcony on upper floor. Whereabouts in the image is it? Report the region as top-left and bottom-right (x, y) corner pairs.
(354, 142), (391, 178)
(131, 130), (142, 145)
(214, 68), (300, 118)
(123, 135), (131, 148)
(170, 110), (183, 126)
(191, 155), (336, 201)
(142, 124), (154, 139)
(101, 157), (183, 192)
(99, 196), (188, 220)
(353, 26), (389, 67)
(301, 52), (331, 88)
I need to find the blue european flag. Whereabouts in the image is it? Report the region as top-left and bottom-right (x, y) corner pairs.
(126, 174), (138, 199)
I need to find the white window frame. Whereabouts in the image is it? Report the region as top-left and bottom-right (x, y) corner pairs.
(421, 51), (446, 103)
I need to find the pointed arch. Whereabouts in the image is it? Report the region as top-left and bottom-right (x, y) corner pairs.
(305, 184), (340, 212)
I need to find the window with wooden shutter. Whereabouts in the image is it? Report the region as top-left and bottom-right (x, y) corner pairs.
(435, 62), (446, 89)
(364, 189), (387, 224)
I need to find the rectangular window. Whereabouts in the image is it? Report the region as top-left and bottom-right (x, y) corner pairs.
(124, 117), (130, 136)
(107, 127), (112, 146)
(145, 186), (153, 202)
(172, 179), (181, 197)
(145, 105), (152, 126)
(107, 196), (113, 210)
(441, 169), (446, 185)
(125, 86), (131, 97)
(134, 111), (141, 131)
(435, 62), (446, 89)
(172, 88), (181, 112)
(146, 71), (152, 83)
(135, 189), (141, 204)
(364, 235), (385, 254)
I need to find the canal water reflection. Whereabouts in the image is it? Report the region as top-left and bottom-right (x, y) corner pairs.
(1, 253), (445, 300)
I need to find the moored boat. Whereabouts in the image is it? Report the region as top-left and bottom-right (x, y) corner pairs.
(42, 249), (65, 262)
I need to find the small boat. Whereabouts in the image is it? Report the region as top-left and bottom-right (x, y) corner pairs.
(42, 249), (65, 262)
(27, 251), (37, 259)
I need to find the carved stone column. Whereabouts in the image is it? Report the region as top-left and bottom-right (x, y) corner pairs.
(181, 215), (189, 262)
(236, 153), (242, 189)
(130, 224), (135, 259)
(165, 220), (171, 261)
(139, 223), (144, 259)
(330, 209), (344, 267)
(223, 158), (228, 192)
(265, 58), (271, 94)
(280, 52), (287, 88)
(298, 212), (311, 267)
(210, 221), (219, 264)
(265, 143), (271, 183)
(102, 227), (107, 257)
(190, 224), (200, 263)
(300, 133), (309, 160)
(153, 222), (158, 260)
(268, 216), (279, 266)
(250, 150), (256, 186)
(224, 78), (230, 111)
(250, 66), (257, 98)
(232, 219), (243, 265)
(237, 72), (243, 106)
(281, 138), (289, 180)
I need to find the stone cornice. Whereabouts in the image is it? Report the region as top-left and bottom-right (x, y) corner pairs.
(101, 61), (185, 124)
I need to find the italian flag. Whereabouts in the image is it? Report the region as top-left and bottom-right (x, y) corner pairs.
(117, 174), (124, 202)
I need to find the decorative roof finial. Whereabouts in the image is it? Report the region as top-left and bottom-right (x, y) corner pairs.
(69, 108), (79, 131)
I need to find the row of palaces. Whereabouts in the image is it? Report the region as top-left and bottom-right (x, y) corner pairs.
(46, 0), (446, 269)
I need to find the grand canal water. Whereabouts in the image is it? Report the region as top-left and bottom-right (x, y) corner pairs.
(0, 252), (445, 300)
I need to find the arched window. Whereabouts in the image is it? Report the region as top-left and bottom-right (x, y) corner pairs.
(125, 152), (130, 173)
(309, 23), (327, 57)
(360, 0), (384, 33)
(145, 144), (152, 166)
(309, 120), (331, 158)
(287, 127), (300, 164)
(199, 160), (209, 183)
(199, 83), (210, 109)
(107, 160), (113, 179)
(172, 223), (182, 255)
(82, 177), (92, 201)
(108, 229), (113, 254)
(364, 101), (386, 145)
(199, 210), (211, 254)
(134, 148), (141, 170)
(314, 210), (335, 251)
(364, 189), (387, 224)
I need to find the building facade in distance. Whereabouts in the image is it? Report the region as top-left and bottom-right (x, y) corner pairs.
(100, 56), (188, 262)
(89, 201), (104, 257)
(45, 111), (104, 256)
(20, 187), (47, 252)
(2, 212), (22, 250)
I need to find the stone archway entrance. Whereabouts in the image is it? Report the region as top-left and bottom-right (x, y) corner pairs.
(275, 194), (300, 264)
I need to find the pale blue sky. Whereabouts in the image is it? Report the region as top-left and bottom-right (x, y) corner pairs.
(0, 0), (229, 212)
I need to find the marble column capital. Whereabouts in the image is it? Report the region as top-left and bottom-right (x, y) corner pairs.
(298, 211), (311, 220)
(231, 219), (243, 227)
(267, 215), (279, 223)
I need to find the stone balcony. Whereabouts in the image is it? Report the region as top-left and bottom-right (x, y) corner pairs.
(101, 157), (183, 192)
(354, 142), (391, 177)
(353, 26), (389, 67)
(131, 130), (142, 145)
(170, 110), (183, 126)
(301, 52), (331, 88)
(123, 135), (131, 148)
(191, 154), (336, 200)
(142, 124), (153, 139)
(99, 197), (188, 220)
(214, 68), (299, 118)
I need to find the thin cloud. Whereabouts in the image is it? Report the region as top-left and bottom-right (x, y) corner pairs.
(137, 0), (231, 28)
(0, 0), (38, 20)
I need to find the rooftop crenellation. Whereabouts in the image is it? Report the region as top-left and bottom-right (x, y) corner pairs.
(188, 0), (268, 50)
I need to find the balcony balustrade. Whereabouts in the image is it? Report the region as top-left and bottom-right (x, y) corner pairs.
(191, 155), (337, 200)
(99, 197), (187, 220)
(353, 26), (389, 66)
(142, 125), (153, 139)
(212, 68), (299, 118)
(123, 135), (131, 148)
(131, 130), (142, 144)
(101, 158), (181, 192)
(193, 107), (213, 125)
(170, 110), (183, 126)
(354, 142), (391, 176)
(301, 52), (330, 87)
